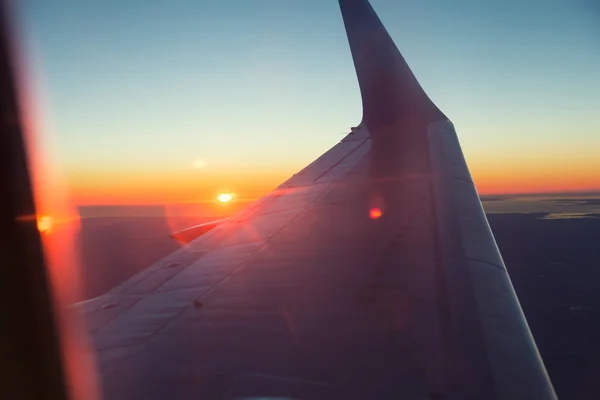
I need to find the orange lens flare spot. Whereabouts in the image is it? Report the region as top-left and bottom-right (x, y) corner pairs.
(369, 208), (382, 219)
(217, 193), (234, 203)
(37, 215), (53, 234)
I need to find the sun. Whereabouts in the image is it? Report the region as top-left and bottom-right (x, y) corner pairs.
(217, 193), (234, 203)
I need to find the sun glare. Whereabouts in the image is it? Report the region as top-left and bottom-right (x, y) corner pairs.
(370, 208), (382, 220)
(37, 215), (53, 234)
(217, 193), (234, 203)
(192, 158), (207, 169)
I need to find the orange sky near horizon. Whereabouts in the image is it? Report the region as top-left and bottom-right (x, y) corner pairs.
(66, 169), (291, 206)
(63, 157), (600, 206)
(469, 158), (600, 196)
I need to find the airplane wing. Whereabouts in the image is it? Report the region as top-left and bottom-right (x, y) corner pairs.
(73, 1), (558, 399)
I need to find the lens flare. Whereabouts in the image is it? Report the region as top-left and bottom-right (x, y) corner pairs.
(37, 215), (53, 234)
(369, 207), (382, 220)
(217, 193), (234, 203)
(192, 158), (207, 169)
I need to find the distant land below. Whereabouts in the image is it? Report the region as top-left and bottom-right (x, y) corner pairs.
(79, 201), (249, 220)
(481, 192), (600, 217)
(78, 191), (600, 219)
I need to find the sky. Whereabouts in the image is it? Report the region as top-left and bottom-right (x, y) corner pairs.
(15, 0), (600, 205)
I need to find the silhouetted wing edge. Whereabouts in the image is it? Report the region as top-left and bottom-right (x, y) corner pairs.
(427, 120), (555, 397)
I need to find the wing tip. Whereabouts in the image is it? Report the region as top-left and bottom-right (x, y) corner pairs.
(338, 0), (447, 129)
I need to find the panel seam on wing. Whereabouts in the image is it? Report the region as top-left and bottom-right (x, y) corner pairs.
(313, 137), (369, 183)
(449, 176), (474, 185)
(444, 255), (505, 272)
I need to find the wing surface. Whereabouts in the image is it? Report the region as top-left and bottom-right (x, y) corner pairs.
(79, 1), (557, 399)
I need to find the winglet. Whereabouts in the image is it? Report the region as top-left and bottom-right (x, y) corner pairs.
(338, 0), (446, 128)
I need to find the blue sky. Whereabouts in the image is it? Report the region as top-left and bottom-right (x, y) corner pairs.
(15, 0), (600, 202)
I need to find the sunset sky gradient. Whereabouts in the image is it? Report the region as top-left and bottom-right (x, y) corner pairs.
(16, 0), (600, 205)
